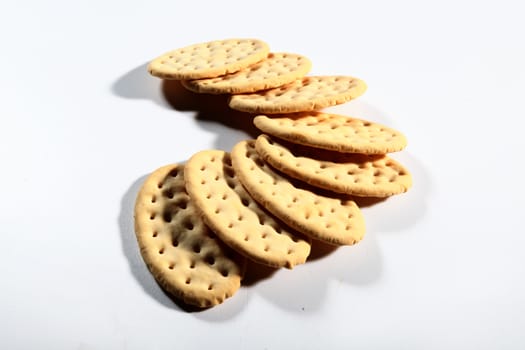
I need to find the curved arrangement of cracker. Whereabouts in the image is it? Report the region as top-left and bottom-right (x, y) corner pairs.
(137, 38), (413, 308)
(148, 38), (270, 80)
(255, 134), (412, 197)
(181, 52), (312, 94)
(253, 112), (407, 154)
(134, 164), (245, 308)
(231, 140), (366, 245)
(228, 76), (367, 113)
(184, 150), (311, 269)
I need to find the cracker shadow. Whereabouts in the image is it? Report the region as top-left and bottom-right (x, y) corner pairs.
(242, 260), (279, 287)
(352, 196), (388, 208)
(111, 65), (260, 151)
(307, 240), (340, 261)
(111, 63), (170, 108)
(361, 151), (431, 234)
(252, 232), (382, 313)
(162, 80), (259, 151)
(200, 236), (364, 315)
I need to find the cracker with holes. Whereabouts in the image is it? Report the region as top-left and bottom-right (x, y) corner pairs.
(254, 112), (407, 154)
(181, 52), (312, 94)
(148, 38), (270, 80)
(228, 76), (366, 113)
(134, 164), (245, 308)
(255, 134), (412, 197)
(184, 150), (311, 269)
(231, 140), (366, 245)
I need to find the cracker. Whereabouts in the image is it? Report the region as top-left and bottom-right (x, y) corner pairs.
(181, 52), (312, 94)
(134, 164), (245, 308)
(148, 38), (270, 80)
(184, 150), (311, 269)
(255, 134), (412, 197)
(253, 112), (407, 154)
(228, 76), (366, 113)
(231, 140), (366, 245)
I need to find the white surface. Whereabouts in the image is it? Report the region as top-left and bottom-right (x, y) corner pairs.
(1, 0), (524, 349)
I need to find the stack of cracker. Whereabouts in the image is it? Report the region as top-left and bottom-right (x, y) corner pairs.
(135, 38), (412, 308)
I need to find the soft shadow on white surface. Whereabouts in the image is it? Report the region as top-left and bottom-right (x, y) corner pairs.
(111, 65), (258, 151)
(112, 63), (171, 109)
(160, 79), (259, 151)
(363, 151), (431, 234)
(248, 234), (382, 313)
(195, 236), (381, 318)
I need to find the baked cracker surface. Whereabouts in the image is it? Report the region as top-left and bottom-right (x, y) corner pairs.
(229, 76), (366, 113)
(253, 112), (407, 154)
(134, 164), (245, 308)
(255, 134), (412, 197)
(181, 52), (311, 94)
(231, 140), (366, 245)
(184, 150), (311, 269)
(148, 38), (270, 80)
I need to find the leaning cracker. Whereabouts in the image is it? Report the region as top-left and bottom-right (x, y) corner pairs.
(148, 38), (270, 80)
(134, 164), (245, 308)
(184, 150), (311, 269)
(254, 112), (407, 154)
(231, 140), (366, 245)
(229, 76), (366, 113)
(181, 52), (312, 94)
(255, 134), (412, 197)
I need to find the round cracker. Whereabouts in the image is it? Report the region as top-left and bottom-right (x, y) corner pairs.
(134, 164), (245, 308)
(231, 140), (366, 246)
(228, 75), (366, 113)
(255, 134), (412, 197)
(181, 52), (312, 94)
(184, 150), (311, 269)
(148, 38), (270, 80)
(253, 112), (407, 154)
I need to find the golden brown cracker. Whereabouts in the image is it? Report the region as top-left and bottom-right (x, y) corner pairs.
(253, 112), (407, 153)
(184, 150), (311, 269)
(229, 76), (366, 113)
(148, 38), (270, 80)
(231, 140), (366, 245)
(134, 164), (245, 308)
(181, 52), (311, 94)
(255, 134), (412, 197)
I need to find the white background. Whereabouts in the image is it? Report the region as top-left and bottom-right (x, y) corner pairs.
(1, 0), (524, 349)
